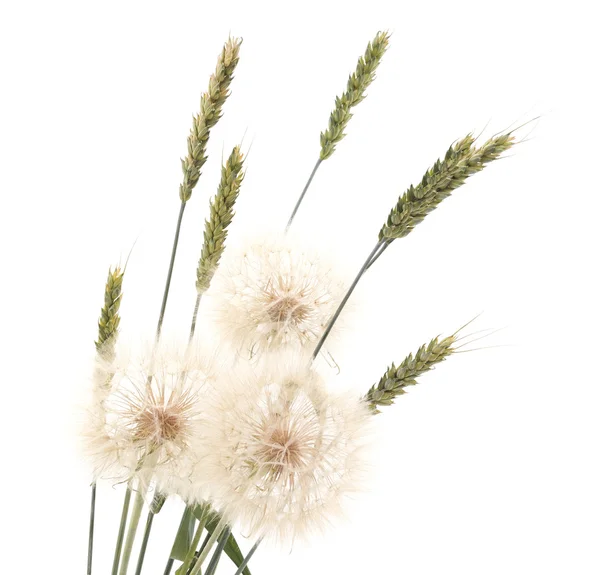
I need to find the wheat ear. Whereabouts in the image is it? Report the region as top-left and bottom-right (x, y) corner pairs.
(180, 37), (242, 202)
(286, 31), (389, 228)
(95, 266), (124, 361)
(379, 132), (515, 241)
(319, 30), (390, 160)
(365, 334), (457, 413)
(195, 146), (245, 294)
(189, 146), (245, 340)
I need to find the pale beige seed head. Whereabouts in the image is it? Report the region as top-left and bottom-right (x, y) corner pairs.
(82, 343), (209, 488)
(207, 235), (347, 359)
(193, 352), (372, 543)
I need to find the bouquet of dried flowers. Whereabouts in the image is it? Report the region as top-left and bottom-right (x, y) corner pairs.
(83, 32), (524, 575)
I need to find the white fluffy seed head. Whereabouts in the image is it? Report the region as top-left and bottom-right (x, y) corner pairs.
(82, 343), (209, 490)
(207, 235), (347, 359)
(195, 351), (372, 544)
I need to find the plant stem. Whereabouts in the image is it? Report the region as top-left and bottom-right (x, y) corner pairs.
(134, 492), (166, 575)
(312, 240), (383, 359)
(162, 507), (193, 575)
(180, 510), (209, 575)
(134, 510), (154, 575)
(204, 527), (231, 575)
(365, 239), (391, 270)
(156, 201), (187, 340)
(119, 487), (145, 575)
(163, 559), (175, 575)
(130, 189), (187, 575)
(189, 516), (228, 575)
(112, 487), (133, 575)
(189, 292), (202, 342)
(127, 201), (186, 574)
(233, 538), (262, 575)
(286, 158), (322, 230)
(87, 482), (97, 575)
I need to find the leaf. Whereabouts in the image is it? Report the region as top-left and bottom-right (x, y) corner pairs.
(192, 504), (253, 575)
(170, 507), (196, 561)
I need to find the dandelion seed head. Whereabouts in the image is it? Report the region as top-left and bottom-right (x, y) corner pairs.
(195, 352), (372, 543)
(208, 235), (347, 359)
(82, 342), (209, 489)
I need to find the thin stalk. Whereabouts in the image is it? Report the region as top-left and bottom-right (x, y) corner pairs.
(156, 201), (187, 340)
(87, 482), (96, 575)
(312, 241), (383, 359)
(134, 510), (154, 575)
(189, 516), (228, 575)
(119, 487), (146, 575)
(133, 183), (186, 575)
(365, 239), (391, 270)
(133, 491), (165, 575)
(233, 538), (262, 575)
(180, 510), (209, 575)
(285, 158), (322, 230)
(204, 527), (231, 575)
(162, 504), (195, 575)
(112, 487), (133, 575)
(189, 292), (202, 342)
(198, 530), (211, 556)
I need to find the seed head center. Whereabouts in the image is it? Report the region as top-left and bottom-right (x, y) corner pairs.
(134, 405), (182, 443)
(266, 294), (310, 324)
(259, 424), (306, 471)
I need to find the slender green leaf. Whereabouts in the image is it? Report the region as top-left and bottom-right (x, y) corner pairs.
(192, 504), (252, 575)
(170, 507), (196, 561)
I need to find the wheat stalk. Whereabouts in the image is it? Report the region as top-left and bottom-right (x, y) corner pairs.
(286, 30), (389, 229)
(364, 334), (457, 413)
(127, 38), (242, 574)
(312, 129), (517, 360)
(195, 146), (245, 294)
(179, 37), (242, 203)
(379, 132), (515, 242)
(156, 37), (242, 339)
(89, 265), (124, 575)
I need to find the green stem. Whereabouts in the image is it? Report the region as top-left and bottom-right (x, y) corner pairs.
(134, 509), (155, 575)
(163, 559), (175, 575)
(180, 510), (209, 575)
(365, 239), (391, 270)
(285, 158), (322, 230)
(106, 155), (189, 575)
(156, 201), (187, 340)
(111, 487), (133, 575)
(312, 241), (383, 359)
(87, 482), (97, 575)
(204, 527), (231, 575)
(119, 487), (145, 575)
(233, 538), (262, 575)
(189, 516), (228, 575)
(129, 197), (187, 575)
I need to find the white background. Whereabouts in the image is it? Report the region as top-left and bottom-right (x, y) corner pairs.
(1, 1), (599, 574)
